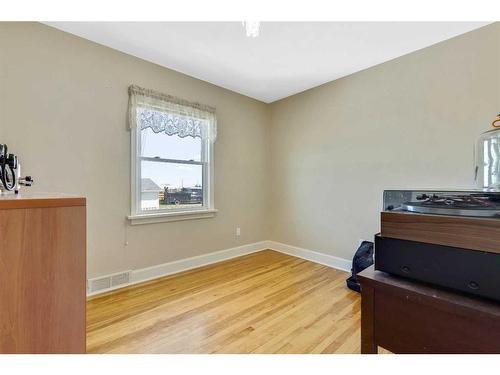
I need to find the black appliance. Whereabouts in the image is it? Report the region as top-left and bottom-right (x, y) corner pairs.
(0, 143), (33, 193)
(375, 235), (500, 301)
(375, 189), (500, 302)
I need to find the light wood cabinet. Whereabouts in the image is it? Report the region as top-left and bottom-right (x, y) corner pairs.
(0, 193), (86, 353)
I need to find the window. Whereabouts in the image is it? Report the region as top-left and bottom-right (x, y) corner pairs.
(128, 85), (217, 224)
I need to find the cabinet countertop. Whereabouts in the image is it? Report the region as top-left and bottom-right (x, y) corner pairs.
(0, 192), (86, 209)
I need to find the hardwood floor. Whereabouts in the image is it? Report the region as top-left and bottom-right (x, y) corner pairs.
(86, 250), (362, 354)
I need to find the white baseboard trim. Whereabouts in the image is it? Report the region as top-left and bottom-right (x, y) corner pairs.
(87, 240), (352, 297)
(267, 240), (352, 273)
(130, 241), (268, 286)
(87, 241), (267, 297)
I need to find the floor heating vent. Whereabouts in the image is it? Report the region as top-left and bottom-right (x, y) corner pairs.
(88, 271), (131, 294)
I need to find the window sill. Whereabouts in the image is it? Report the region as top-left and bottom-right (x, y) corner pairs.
(127, 209), (218, 225)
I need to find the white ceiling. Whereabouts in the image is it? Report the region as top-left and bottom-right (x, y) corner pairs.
(46, 22), (489, 103)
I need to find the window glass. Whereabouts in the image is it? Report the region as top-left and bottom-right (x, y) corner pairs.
(140, 160), (203, 210)
(140, 127), (202, 161)
(130, 93), (215, 217)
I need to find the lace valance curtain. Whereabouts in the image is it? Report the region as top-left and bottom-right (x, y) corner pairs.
(128, 85), (217, 142)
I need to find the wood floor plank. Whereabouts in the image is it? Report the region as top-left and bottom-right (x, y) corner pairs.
(87, 250), (363, 354)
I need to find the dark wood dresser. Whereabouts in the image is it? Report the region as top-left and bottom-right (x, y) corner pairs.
(0, 193), (86, 353)
(358, 266), (500, 354)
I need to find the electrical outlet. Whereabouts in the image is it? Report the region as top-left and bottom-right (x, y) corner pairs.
(236, 227), (241, 237)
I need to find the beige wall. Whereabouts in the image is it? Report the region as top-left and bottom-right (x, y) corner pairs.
(1, 22), (498, 279)
(0, 22), (270, 278)
(269, 23), (499, 261)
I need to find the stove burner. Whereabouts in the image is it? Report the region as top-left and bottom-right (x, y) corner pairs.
(402, 193), (500, 217)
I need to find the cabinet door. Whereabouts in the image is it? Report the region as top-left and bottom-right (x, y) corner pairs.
(0, 206), (86, 353)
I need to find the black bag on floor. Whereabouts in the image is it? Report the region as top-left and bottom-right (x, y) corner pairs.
(346, 241), (374, 293)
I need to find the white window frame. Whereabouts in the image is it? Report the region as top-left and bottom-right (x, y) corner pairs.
(128, 110), (216, 225)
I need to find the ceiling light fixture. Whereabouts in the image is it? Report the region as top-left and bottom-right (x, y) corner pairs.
(242, 21), (260, 38)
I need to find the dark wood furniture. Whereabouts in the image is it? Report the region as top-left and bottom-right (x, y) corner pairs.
(358, 266), (500, 354)
(0, 193), (86, 353)
(381, 211), (500, 254)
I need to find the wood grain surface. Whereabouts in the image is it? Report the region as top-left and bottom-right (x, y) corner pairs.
(381, 211), (500, 254)
(0, 204), (86, 353)
(87, 250), (366, 354)
(359, 266), (500, 354)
